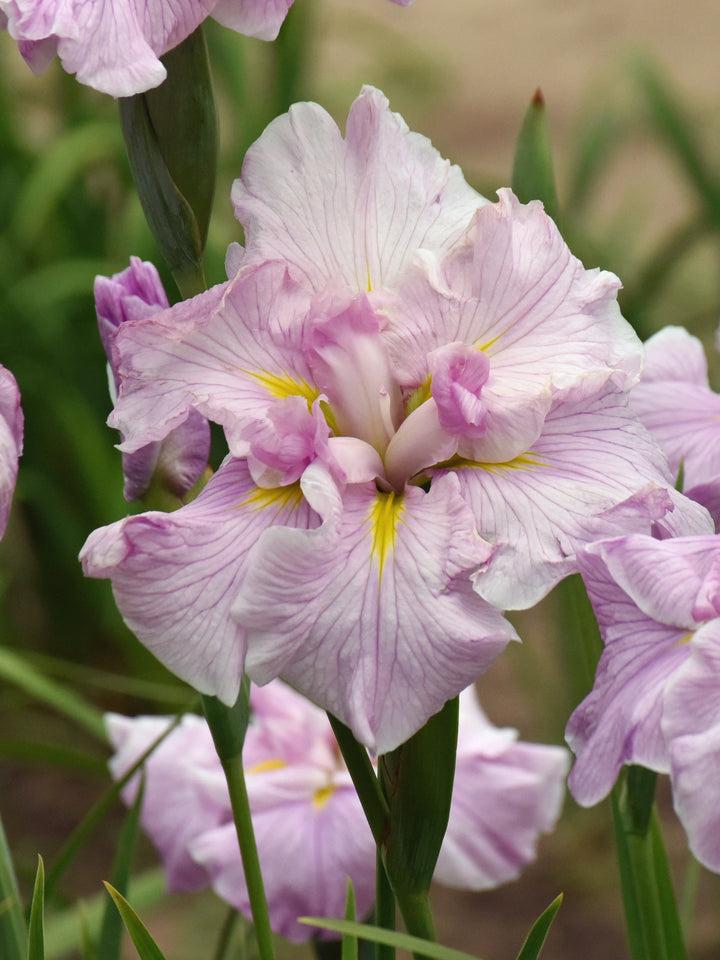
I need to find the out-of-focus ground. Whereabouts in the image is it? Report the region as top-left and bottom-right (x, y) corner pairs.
(3, 0), (720, 958)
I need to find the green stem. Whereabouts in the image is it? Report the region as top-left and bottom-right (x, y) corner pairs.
(374, 850), (396, 960)
(327, 713), (389, 846)
(203, 690), (275, 960)
(394, 892), (436, 948)
(611, 769), (686, 960)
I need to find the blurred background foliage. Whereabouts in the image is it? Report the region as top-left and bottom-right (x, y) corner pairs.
(2, 1), (720, 957)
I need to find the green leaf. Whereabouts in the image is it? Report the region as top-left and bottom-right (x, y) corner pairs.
(0, 813), (27, 960)
(27, 857), (45, 960)
(328, 713), (388, 847)
(342, 880), (358, 960)
(0, 648), (106, 743)
(381, 697), (458, 899)
(97, 775), (146, 960)
(299, 919), (487, 960)
(103, 885), (167, 960)
(44, 870), (166, 960)
(515, 894), (563, 960)
(511, 89), (560, 224)
(202, 682), (251, 763)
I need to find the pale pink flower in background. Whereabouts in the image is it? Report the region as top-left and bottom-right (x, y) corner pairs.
(631, 325), (720, 528)
(107, 682), (569, 940)
(95, 257), (210, 502)
(82, 87), (697, 752)
(566, 533), (720, 872)
(0, 364), (23, 540)
(0, 0), (416, 97)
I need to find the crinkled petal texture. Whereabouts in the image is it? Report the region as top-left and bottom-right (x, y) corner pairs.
(95, 257), (210, 501)
(663, 624), (720, 871)
(434, 687), (569, 890)
(0, 0), (298, 95)
(105, 712), (228, 891)
(631, 326), (720, 491)
(235, 466), (518, 754)
(566, 534), (720, 807)
(109, 262), (315, 458)
(0, 364), (23, 539)
(80, 458), (319, 706)
(443, 388), (683, 610)
(231, 85), (486, 293)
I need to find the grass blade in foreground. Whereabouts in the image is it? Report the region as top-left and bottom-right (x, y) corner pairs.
(342, 879), (358, 960)
(103, 884), (167, 960)
(299, 918), (486, 960)
(515, 894), (563, 960)
(97, 773), (146, 960)
(28, 857), (45, 960)
(0, 813), (27, 960)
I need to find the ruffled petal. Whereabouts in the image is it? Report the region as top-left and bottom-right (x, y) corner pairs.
(236, 466), (518, 753)
(451, 389), (676, 610)
(211, 0), (295, 41)
(110, 262), (315, 456)
(231, 86), (485, 293)
(80, 458), (319, 704)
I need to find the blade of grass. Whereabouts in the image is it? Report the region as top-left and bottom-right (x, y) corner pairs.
(300, 919), (487, 960)
(28, 857), (45, 960)
(515, 894), (563, 960)
(0, 813), (27, 960)
(103, 884), (167, 960)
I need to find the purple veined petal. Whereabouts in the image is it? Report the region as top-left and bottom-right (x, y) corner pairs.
(231, 85), (485, 294)
(0, 364), (23, 540)
(652, 486), (715, 539)
(564, 536), (706, 806)
(384, 189), (642, 400)
(245, 396), (332, 488)
(211, 0), (295, 41)
(435, 688), (568, 890)
(235, 465), (518, 754)
(684, 478), (720, 531)
(109, 261), (316, 457)
(663, 622), (720, 870)
(80, 457), (320, 704)
(191, 781), (375, 943)
(450, 388), (677, 610)
(106, 713), (228, 891)
(95, 258), (210, 501)
(428, 342), (491, 437)
(245, 681), (338, 770)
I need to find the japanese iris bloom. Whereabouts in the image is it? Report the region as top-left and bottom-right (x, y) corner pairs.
(107, 682), (569, 941)
(631, 325), (720, 528)
(0, 365), (23, 540)
(0, 0), (416, 97)
(95, 257), (210, 502)
(566, 533), (720, 872)
(81, 87), (689, 753)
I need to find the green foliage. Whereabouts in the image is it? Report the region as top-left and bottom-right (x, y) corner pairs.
(27, 857), (45, 960)
(515, 895), (563, 960)
(103, 884), (168, 960)
(0, 814), (27, 960)
(511, 89), (560, 224)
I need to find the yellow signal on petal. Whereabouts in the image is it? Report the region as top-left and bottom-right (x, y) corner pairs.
(246, 368), (319, 403)
(369, 491), (404, 578)
(246, 758), (287, 775)
(312, 784), (337, 809)
(239, 483), (304, 516)
(438, 452), (548, 474)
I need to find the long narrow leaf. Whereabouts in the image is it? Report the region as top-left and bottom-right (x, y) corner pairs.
(103, 884), (167, 960)
(342, 880), (358, 960)
(0, 814), (27, 960)
(97, 775), (146, 960)
(0, 649), (106, 742)
(27, 857), (45, 960)
(300, 918), (487, 960)
(44, 870), (166, 960)
(515, 894), (563, 960)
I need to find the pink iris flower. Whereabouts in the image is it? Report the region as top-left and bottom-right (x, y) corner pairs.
(107, 682), (569, 941)
(0, 0), (415, 97)
(566, 533), (720, 872)
(0, 365), (23, 540)
(631, 325), (720, 528)
(95, 257), (210, 502)
(81, 87), (696, 753)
